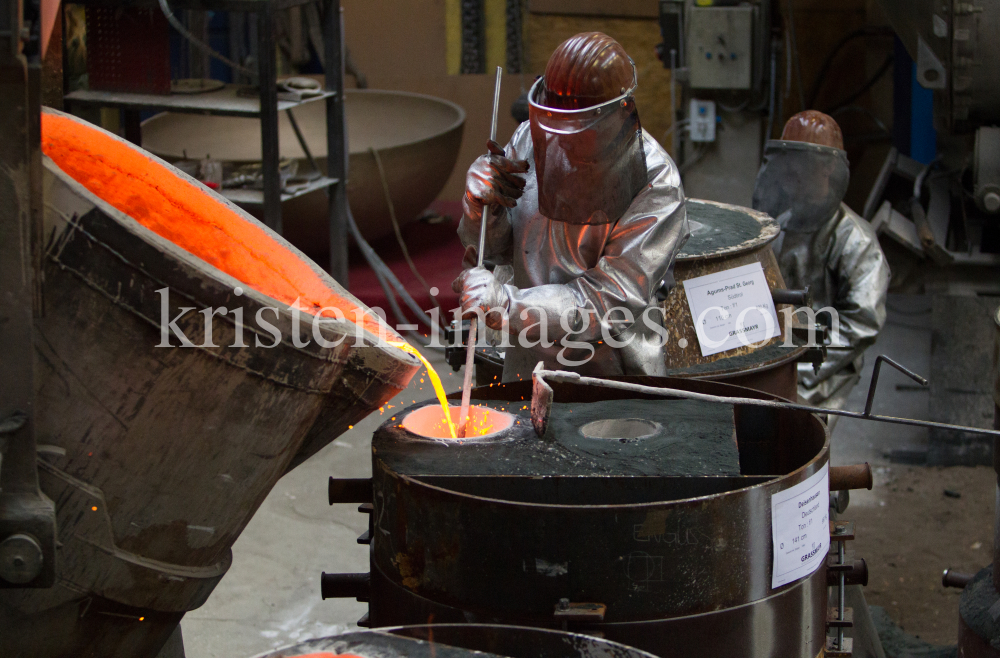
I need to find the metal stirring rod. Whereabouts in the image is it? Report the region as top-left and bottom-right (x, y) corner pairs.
(458, 66), (503, 438)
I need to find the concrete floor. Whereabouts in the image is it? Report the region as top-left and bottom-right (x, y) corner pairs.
(181, 294), (968, 657)
(181, 342), (460, 658)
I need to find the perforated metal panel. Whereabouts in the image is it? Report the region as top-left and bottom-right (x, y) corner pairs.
(86, 7), (171, 95)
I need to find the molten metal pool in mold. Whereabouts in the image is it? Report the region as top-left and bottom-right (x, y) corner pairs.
(399, 404), (517, 442)
(375, 395), (741, 476)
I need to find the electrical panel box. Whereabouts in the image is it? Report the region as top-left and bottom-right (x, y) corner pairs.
(687, 6), (753, 90)
(689, 99), (717, 142)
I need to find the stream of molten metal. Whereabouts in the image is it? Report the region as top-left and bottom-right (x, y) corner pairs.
(388, 341), (457, 439)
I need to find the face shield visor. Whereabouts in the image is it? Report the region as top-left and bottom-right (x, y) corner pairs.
(751, 140), (850, 233)
(527, 65), (647, 225)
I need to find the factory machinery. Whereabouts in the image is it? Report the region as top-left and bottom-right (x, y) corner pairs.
(4, 2), (1000, 658)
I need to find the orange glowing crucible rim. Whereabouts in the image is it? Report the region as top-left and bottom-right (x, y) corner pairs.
(40, 110), (395, 342)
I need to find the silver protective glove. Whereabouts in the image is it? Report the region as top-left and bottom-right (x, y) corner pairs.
(464, 140), (530, 219)
(451, 266), (510, 330)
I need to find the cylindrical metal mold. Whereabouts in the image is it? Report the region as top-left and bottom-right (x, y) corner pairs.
(662, 199), (807, 399)
(367, 555), (826, 658)
(0, 109), (419, 658)
(369, 376), (829, 657)
(252, 624), (659, 658)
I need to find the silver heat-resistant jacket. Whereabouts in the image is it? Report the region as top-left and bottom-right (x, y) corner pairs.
(778, 203), (890, 405)
(458, 123), (689, 381)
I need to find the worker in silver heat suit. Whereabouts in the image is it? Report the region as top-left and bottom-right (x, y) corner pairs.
(752, 111), (890, 410)
(452, 32), (689, 382)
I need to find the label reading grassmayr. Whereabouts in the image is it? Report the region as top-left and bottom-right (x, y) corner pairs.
(681, 262), (780, 357)
(770, 463), (829, 589)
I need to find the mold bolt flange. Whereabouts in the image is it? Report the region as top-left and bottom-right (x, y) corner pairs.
(0, 533), (44, 585)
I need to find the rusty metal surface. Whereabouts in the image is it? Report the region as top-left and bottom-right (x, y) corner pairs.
(720, 356), (799, 400)
(369, 376), (828, 656)
(830, 464), (874, 492)
(661, 199), (790, 372)
(0, 110), (418, 657)
(667, 342), (805, 400)
(253, 624), (659, 658)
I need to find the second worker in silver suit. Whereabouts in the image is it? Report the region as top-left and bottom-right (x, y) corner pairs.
(452, 32), (689, 382)
(752, 110), (890, 409)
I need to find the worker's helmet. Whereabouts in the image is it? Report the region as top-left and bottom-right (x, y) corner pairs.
(781, 111), (845, 150)
(752, 111), (849, 233)
(541, 32), (636, 110)
(528, 32), (647, 225)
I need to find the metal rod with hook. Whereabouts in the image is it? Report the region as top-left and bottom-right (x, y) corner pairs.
(529, 358), (1000, 439)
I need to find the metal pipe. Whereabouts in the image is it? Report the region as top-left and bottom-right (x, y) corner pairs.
(764, 41), (777, 141)
(837, 540), (845, 649)
(770, 287), (812, 308)
(830, 464), (873, 491)
(827, 559), (868, 587)
(942, 569), (975, 589)
(669, 48), (677, 162)
(864, 355), (927, 416)
(459, 66), (503, 437)
(320, 572), (370, 600)
(286, 109), (321, 175)
(477, 66), (503, 267)
(328, 477), (372, 505)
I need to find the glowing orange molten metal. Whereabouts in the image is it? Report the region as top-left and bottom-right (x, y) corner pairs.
(40, 112), (387, 338)
(388, 341), (459, 438)
(402, 403), (514, 440)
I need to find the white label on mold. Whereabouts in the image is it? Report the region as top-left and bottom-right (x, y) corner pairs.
(681, 262), (780, 357)
(771, 463), (829, 589)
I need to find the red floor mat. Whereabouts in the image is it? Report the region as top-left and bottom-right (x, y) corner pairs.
(347, 200), (465, 328)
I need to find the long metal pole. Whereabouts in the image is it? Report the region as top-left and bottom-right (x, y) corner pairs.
(324, 0), (348, 285)
(257, 2), (282, 234)
(0, 0), (56, 588)
(458, 66), (503, 438)
(0, 0), (38, 498)
(534, 368), (1000, 439)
